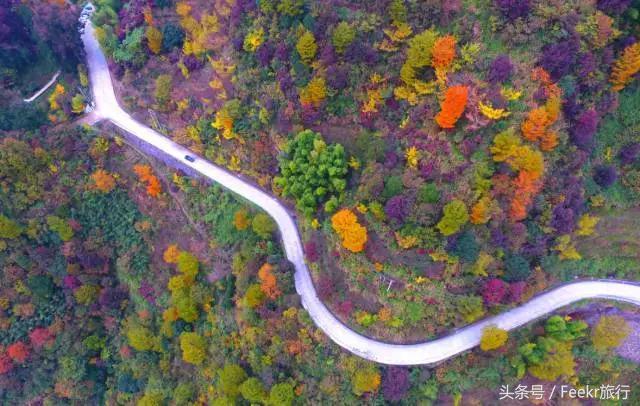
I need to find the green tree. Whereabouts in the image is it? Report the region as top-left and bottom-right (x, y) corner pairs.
(74, 284), (100, 305)
(174, 292), (199, 322)
(46, 215), (74, 241)
(417, 182), (440, 204)
(503, 254), (531, 282)
(71, 93), (85, 114)
(113, 27), (147, 67)
(244, 284), (265, 308)
(161, 23), (185, 51)
(252, 213), (275, 239)
(352, 368), (380, 396)
(296, 30), (317, 64)
(0, 215), (22, 239)
(240, 377), (267, 403)
(276, 0), (304, 16)
(127, 326), (156, 352)
(388, 0), (407, 24)
(456, 295), (485, 322)
(274, 130), (348, 217)
(268, 382), (295, 406)
(179, 332), (206, 365)
(177, 251), (199, 280)
(448, 230), (479, 262)
(332, 22), (356, 54)
(0, 137), (49, 210)
(173, 382), (194, 405)
(382, 176), (403, 199)
(545, 315), (587, 341)
(219, 363), (247, 398)
(527, 341), (575, 381)
(406, 28), (438, 69)
(155, 74), (173, 111)
(436, 200), (469, 236)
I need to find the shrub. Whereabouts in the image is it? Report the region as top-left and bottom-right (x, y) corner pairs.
(480, 326), (508, 351)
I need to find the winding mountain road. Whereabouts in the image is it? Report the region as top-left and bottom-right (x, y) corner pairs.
(23, 70), (61, 103)
(81, 16), (640, 365)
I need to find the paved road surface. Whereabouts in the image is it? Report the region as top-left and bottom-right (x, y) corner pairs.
(23, 70), (61, 103)
(81, 17), (640, 365)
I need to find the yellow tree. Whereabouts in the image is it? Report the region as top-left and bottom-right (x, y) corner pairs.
(480, 326), (508, 351)
(179, 332), (206, 365)
(146, 26), (163, 54)
(296, 30), (317, 64)
(299, 76), (327, 107)
(331, 209), (368, 253)
(163, 244), (180, 264)
(91, 169), (116, 193)
(592, 315), (631, 350)
(610, 42), (640, 91)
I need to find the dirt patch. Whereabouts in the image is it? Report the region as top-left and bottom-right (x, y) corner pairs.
(577, 207), (640, 260)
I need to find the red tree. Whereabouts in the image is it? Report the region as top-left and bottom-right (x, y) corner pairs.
(0, 353), (13, 375)
(482, 278), (508, 305)
(29, 327), (55, 349)
(7, 341), (29, 363)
